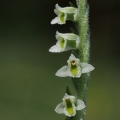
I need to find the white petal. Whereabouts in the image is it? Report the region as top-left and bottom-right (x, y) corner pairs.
(68, 54), (80, 65)
(69, 54), (76, 59)
(49, 45), (73, 53)
(58, 7), (76, 13)
(55, 66), (68, 77)
(55, 3), (61, 9)
(63, 93), (76, 103)
(49, 45), (62, 53)
(64, 93), (75, 99)
(76, 99), (86, 110)
(55, 31), (61, 40)
(56, 31), (78, 40)
(51, 17), (58, 24)
(54, 4), (61, 15)
(64, 93), (69, 98)
(55, 102), (64, 114)
(55, 4), (76, 14)
(81, 63), (94, 73)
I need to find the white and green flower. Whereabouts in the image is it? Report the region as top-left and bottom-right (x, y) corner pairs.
(51, 4), (78, 24)
(55, 54), (94, 78)
(55, 93), (85, 117)
(49, 31), (80, 53)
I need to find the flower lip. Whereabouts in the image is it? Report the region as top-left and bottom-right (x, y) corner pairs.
(56, 38), (67, 50)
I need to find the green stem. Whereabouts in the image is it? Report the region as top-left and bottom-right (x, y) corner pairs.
(71, 0), (90, 120)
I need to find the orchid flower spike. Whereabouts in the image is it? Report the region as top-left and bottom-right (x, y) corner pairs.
(49, 31), (80, 53)
(55, 54), (94, 78)
(51, 4), (78, 24)
(55, 93), (85, 117)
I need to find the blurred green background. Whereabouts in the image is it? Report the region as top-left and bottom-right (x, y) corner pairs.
(0, 0), (120, 120)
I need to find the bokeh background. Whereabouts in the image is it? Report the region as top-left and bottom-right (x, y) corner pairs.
(0, 0), (120, 120)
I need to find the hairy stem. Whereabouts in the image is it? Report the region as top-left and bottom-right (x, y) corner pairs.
(71, 0), (90, 120)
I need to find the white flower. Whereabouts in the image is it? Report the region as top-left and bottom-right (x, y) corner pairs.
(49, 31), (80, 53)
(55, 93), (85, 117)
(55, 54), (94, 78)
(51, 4), (78, 24)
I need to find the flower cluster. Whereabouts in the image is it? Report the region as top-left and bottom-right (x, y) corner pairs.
(49, 2), (94, 118)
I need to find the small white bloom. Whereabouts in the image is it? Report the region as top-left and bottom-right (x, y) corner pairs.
(49, 31), (80, 53)
(56, 54), (94, 78)
(55, 93), (85, 117)
(51, 4), (78, 24)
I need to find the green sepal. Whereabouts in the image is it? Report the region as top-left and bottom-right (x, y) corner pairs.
(75, 22), (80, 33)
(69, 2), (76, 7)
(72, 50), (79, 58)
(66, 86), (72, 95)
(70, 27), (78, 34)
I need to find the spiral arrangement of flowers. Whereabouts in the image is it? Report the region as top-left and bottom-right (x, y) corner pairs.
(49, 0), (94, 120)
